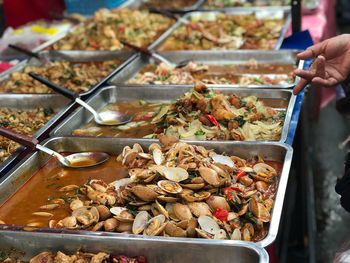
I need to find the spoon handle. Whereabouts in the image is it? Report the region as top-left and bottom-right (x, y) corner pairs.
(0, 127), (38, 150)
(28, 72), (79, 101)
(8, 44), (41, 59)
(120, 41), (153, 56)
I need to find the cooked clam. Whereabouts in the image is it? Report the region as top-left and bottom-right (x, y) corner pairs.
(158, 180), (183, 194)
(132, 211), (149, 235)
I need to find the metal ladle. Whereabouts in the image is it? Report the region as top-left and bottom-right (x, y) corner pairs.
(0, 127), (109, 168)
(29, 72), (133, 126)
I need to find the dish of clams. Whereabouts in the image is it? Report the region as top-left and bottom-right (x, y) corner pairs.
(0, 137), (281, 242)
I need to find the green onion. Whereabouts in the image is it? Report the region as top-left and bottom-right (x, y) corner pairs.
(253, 77), (264, 84)
(192, 91), (201, 100)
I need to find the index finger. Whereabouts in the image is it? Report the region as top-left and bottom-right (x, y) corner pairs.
(297, 41), (327, 60)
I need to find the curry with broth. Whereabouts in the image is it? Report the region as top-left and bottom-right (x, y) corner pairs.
(129, 60), (295, 85)
(0, 138), (282, 242)
(73, 84), (288, 141)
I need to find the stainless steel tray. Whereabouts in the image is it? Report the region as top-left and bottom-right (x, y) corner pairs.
(0, 230), (269, 263)
(0, 94), (72, 177)
(108, 50), (304, 89)
(198, 0), (318, 14)
(0, 136), (293, 248)
(148, 8), (291, 51)
(120, 0), (206, 12)
(50, 85), (296, 143)
(0, 50), (136, 98)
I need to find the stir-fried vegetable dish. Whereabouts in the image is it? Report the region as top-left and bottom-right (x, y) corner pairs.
(140, 0), (198, 10)
(204, 0), (289, 8)
(52, 8), (174, 51)
(129, 59), (295, 85)
(0, 107), (54, 163)
(74, 83), (286, 141)
(158, 12), (285, 50)
(0, 60), (121, 94)
(0, 137), (282, 242)
(0, 249), (147, 263)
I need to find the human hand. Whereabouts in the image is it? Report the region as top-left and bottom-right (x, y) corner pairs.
(293, 34), (350, 95)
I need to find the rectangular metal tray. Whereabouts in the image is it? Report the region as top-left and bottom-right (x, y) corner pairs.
(108, 50), (304, 89)
(0, 50), (136, 98)
(0, 94), (72, 177)
(50, 85), (296, 143)
(148, 8), (291, 51)
(0, 136), (293, 248)
(0, 230), (269, 263)
(198, 0), (319, 14)
(120, 0), (206, 12)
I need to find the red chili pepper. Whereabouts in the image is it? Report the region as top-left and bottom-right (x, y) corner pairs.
(204, 114), (220, 130)
(224, 105), (231, 112)
(251, 104), (257, 113)
(90, 40), (99, 49)
(222, 185), (242, 197)
(161, 69), (168, 75)
(236, 170), (246, 180)
(118, 26), (125, 33)
(213, 207), (228, 222)
(134, 114), (153, 120)
(155, 129), (164, 134)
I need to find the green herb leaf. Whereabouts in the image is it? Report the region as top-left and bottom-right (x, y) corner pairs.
(194, 129), (205, 135)
(233, 116), (246, 127)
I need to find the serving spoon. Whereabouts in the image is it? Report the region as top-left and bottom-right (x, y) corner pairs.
(0, 127), (109, 168)
(121, 41), (190, 68)
(28, 72), (133, 126)
(8, 44), (54, 66)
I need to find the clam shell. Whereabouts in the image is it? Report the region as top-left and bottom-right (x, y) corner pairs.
(131, 185), (158, 201)
(110, 207), (134, 222)
(164, 167), (189, 182)
(153, 148), (164, 165)
(174, 203), (192, 221)
(198, 215), (220, 235)
(188, 202), (212, 217)
(214, 229), (227, 240)
(158, 180), (183, 194)
(231, 229), (241, 240)
(211, 154), (235, 168)
(144, 214), (166, 236)
(132, 211), (149, 234)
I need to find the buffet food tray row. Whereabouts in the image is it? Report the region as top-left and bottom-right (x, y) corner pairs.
(109, 50), (304, 89)
(51, 85), (296, 143)
(0, 136), (292, 249)
(1, 230), (269, 263)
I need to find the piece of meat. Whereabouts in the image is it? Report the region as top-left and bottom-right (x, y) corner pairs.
(213, 130), (227, 141)
(230, 129), (244, 141)
(212, 108), (234, 122)
(249, 112), (263, 122)
(199, 115), (211, 126)
(90, 253), (109, 263)
(194, 80), (209, 93)
(195, 98), (207, 113)
(166, 116), (182, 126)
(228, 95), (242, 109)
(30, 252), (54, 263)
(228, 120), (239, 130)
(54, 252), (73, 263)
